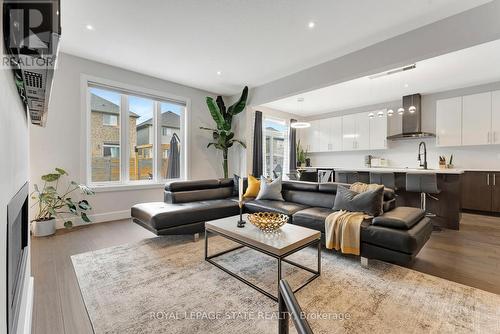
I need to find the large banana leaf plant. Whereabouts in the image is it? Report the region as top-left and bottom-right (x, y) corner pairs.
(201, 86), (248, 178)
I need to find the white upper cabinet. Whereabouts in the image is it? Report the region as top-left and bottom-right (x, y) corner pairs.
(308, 120), (321, 152)
(330, 117), (343, 151)
(492, 90), (500, 144)
(342, 114), (357, 150)
(436, 97), (462, 147)
(318, 118), (331, 152)
(355, 113), (370, 150)
(370, 110), (388, 150)
(462, 92), (492, 146)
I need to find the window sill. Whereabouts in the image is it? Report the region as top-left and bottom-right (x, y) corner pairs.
(89, 182), (168, 193)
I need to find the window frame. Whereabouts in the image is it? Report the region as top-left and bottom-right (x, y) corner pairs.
(81, 75), (190, 191)
(102, 143), (120, 158)
(262, 116), (289, 179)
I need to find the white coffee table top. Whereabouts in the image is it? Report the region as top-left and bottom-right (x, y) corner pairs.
(205, 216), (320, 256)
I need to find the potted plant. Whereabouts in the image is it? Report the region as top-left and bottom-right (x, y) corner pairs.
(201, 86), (248, 178)
(31, 168), (95, 236)
(296, 140), (306, 167)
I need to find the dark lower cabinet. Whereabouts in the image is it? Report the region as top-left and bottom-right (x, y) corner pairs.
(462, 171), (500, 213)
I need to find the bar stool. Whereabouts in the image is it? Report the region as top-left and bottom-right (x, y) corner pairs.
(336, 171), (359, 184)
(370, 172), (396, 190)
(406, 173), (441, 229)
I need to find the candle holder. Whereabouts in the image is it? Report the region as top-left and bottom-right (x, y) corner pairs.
(237, 201), (245, 228)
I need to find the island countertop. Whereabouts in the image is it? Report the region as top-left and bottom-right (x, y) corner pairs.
(301, 166), (465, 174)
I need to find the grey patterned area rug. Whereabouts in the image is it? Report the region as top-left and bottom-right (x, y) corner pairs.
(72, 235), (500, 334)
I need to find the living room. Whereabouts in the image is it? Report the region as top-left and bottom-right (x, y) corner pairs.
(1, 1), (500, 333)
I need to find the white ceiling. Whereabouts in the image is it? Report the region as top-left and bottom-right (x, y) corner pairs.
(60, 0), (491, 95)
(264, 38), (500, 116)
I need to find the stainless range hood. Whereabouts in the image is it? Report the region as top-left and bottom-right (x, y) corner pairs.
(387, 93), (435, 140)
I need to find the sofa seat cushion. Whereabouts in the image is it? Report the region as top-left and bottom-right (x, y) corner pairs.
(291, 207), (335, 233)
(244, 200), (309, 216)
(361, 217), (432, 254)
(131, 199), (239, 230)
(372, 207), (425, 230)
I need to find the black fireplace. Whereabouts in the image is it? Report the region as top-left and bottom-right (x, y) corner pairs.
(7, 182), (29, 334)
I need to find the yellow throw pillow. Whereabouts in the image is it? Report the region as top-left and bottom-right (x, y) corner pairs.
(243, 175), (261, 198)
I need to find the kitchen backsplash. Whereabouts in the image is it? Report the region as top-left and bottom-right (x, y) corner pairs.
(309, 138), (500, 170)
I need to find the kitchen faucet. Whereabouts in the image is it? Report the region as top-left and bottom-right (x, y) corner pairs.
(418, 141), (427, 169)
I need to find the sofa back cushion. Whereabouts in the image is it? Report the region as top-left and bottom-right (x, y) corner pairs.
(282, 181), (334, 208)
(164, 178), (234, 203)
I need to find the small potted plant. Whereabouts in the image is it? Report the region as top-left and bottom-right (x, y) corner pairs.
(31, 168), (95, 237)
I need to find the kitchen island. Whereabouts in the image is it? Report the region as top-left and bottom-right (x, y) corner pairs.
(298, 166), (463, 230)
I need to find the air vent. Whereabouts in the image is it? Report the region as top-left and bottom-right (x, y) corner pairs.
(23, 71), (43, 88)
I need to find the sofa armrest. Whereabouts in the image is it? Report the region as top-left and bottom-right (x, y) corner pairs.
(372, 207), (425, 230)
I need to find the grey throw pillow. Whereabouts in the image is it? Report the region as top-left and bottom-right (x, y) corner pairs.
(256, 176), (284, 201)
(333, 185), (384, 217)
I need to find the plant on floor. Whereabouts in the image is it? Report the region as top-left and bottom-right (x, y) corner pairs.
(201, 86), (248, 178)
(31, 168), (95, 228)
(296, 140), (308, 167)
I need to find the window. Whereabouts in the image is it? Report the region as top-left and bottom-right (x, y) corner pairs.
(88, 83), (186, 186)
(263, 118), (288, 179)
(102, 114), (118, 126)
(103, 144), (120, 158)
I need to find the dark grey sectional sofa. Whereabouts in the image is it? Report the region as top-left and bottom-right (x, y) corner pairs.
(131, 178), (433, 265)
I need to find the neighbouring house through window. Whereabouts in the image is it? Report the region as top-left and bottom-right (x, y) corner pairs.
(88, 83), (186, 185)
(263, 117), (289, 179)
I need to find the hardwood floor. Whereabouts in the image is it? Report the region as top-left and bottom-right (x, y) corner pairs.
(31, 213), (500, 333)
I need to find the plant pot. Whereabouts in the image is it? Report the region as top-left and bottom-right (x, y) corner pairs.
(296, 162), (302, 168)
(32, 218), (56, 237)
(305, 158), (311, 167)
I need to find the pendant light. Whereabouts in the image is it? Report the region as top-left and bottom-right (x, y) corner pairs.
(368, 112), (375, 118)
(387, 109), (394, 116)
(377, 110), (384, 117)
(291, 97), (311, 128)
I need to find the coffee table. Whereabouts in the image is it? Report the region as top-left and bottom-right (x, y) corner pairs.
(205, 216), (321, 302)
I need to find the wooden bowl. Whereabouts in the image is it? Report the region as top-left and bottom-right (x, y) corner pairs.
(248, 212), (289, 232)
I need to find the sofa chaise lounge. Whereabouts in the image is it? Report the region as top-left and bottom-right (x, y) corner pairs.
(131, 178), (432, 265)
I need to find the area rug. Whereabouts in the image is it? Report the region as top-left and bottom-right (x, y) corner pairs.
(71, 235), (500, 334)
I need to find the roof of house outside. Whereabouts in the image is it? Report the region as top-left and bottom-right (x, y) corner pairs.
(137, 111), (181, 130)
(91, 93), (140, 118)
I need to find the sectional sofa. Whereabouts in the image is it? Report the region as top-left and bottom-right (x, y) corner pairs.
(131, 178), (432, 265)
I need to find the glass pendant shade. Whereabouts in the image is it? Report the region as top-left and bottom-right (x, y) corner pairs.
(409, 105), (417, 113)
(397, 107), (404, 115)
(387, 109), (394, 116)
(377, 111), (384, 117)
(368, 112), (375, 118)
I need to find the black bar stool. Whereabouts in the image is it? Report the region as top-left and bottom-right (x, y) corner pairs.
(406, 173), (441, 229)
(335, 171), (358, 184)
(370, 172), (396, 190)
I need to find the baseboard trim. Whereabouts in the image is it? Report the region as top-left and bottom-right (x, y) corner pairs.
(55, 210), (131, 229)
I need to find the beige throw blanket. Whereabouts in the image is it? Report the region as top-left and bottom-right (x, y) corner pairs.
(325, 182), (381, 255)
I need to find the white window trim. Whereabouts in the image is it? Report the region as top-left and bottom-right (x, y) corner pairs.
(80, 74), (191, 190)
(262, 116), (289, 178)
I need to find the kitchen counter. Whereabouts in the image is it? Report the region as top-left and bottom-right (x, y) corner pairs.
(300, 166), (464, 174)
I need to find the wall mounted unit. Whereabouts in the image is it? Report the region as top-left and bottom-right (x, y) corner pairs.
(3, 0), (61, 126)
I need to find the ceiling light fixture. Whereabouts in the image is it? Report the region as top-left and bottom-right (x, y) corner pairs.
(377, 110), (384, 118)
(216, 71), (222, 76)
(292, 97), (311, 128)
(308, 21), (315, 29)
(85, 24), (94, 31)
(398, 107), (405, 115)
(368, 112), (375, 119)
(387, 109), (394, 117)
(369, 64), (416, 80)
(291, 122), (311, 129)
(409, 94), (416, 113)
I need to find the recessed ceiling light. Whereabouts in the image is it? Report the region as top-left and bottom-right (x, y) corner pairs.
(216, 71), (222, 76)
(404, 83), (409, 88)
(308, 21), (315, 29)
(86, 24), (94, 31)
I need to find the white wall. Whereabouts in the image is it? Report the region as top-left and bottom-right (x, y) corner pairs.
(305, 81), (500, 170)
(30, 53), (225, 225)
(0, 23), (31, 334)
